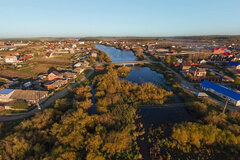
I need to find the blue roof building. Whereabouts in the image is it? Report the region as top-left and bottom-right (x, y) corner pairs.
(201, 80), (240, 106)
(0, 89), (15, 103)
(0, 89), (14, 95)
(228, 61), (240, 70)
(228, 61), (240, 67)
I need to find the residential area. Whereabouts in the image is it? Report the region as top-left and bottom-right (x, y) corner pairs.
(0, 39), (106, 113)
(1, 37), (240, 114)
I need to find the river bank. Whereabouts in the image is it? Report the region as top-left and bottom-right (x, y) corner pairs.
(95, 44), (195, 159)
(96, 43), (145, 60)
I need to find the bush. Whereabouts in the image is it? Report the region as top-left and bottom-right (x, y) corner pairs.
(204, 111), (226, 126)
(185, 101), (208, 117)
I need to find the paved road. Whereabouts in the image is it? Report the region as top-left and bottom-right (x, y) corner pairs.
(0, 69), (94, 122)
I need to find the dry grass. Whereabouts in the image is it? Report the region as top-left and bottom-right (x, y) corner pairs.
(0, 56), (72, 79)
(0, 70), (32, 78)
(30, 57), (71, 65)
(31, 64), (53, 74)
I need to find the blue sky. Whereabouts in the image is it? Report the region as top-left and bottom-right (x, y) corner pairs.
(0, 0), (240, 38)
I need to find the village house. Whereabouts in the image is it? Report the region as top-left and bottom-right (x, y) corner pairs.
(45, 52), (52, 58)
(13, 42), (28, 47)
(44, 79), (68, 90)
(95, 67), (105, 71)
(214, 47), (225, 54)
(180, 62), (195, 70)
(20, 55), (32, 61)
(91, 52), (98, 58)
(156, 48), (169, 53)
(79, 41), (85, 45)
(63, 72), (77, 79)
(73, 67), (85, 73)
(189, 67), (207, 77)
(0, 42), (5, 46)
(73, 62), (82, 68)
(53, 49), (70, 54)
(23, 81), (32, 89)
(197, 59), (207, 64)
(82, 60), (89, 67)
(5, 56), (18, 63)
(47, 71), (63, 81)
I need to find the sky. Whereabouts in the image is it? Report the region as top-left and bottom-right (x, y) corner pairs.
(0, 0), (240, 38)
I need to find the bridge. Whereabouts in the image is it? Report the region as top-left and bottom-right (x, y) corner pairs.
(105, 60), (150, 66)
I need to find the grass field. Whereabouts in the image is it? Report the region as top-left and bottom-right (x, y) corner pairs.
(0, 57), (72, 79)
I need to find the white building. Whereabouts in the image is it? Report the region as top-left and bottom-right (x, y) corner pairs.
(91, 53), (98, 58)
(5, 56), (18, 63)
(79, 41), (85, 45)
(13, 43), (28, 47)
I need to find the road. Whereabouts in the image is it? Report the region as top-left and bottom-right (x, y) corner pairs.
(0, 69), (94, 122)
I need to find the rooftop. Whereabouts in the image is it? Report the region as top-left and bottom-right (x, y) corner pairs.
(0, 89), (14, 95)
(201, 80), (240, 101)
(228, 61), (240, 66)
(10, 90), (48, 101)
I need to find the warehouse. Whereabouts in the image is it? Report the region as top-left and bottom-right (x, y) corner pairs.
(0, 89), (48, 105)
(201, 80), (240, 106)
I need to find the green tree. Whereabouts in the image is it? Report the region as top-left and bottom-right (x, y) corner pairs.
(234, 77), (240, 88)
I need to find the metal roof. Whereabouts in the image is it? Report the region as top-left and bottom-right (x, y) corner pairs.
(228, 61), (240, 66)
(201, 80), (240, 101)
(0, 89), (14, 95)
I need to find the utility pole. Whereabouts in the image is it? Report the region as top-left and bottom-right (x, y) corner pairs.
(223, 98), (230, 114)
(36, 91), (41, 110)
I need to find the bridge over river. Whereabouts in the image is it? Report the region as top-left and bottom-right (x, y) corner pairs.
(105, 60), (151, 66)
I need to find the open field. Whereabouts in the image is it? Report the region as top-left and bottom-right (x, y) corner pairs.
(30, 56), (72, 65)
(0, 56), (72, 79)
(0, 70), (32, 78)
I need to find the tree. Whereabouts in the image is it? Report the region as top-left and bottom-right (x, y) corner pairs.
(234, 77), (240, 88)
(54, 98), (71, 112)
(165, 56), (171, 65)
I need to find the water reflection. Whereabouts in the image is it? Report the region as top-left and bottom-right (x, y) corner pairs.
(121, 67), (171, 90)
(95, 44), (137, 62)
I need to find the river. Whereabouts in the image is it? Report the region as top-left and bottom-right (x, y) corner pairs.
(95, 44), (137, 62)
(93, 45), (193, 159)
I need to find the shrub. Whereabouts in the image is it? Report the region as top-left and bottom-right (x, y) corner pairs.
(204, 111), (226, 126)
(185, 101), (208, 117)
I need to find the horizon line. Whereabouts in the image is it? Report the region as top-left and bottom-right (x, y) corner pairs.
(0, 34), (240, 40)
